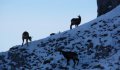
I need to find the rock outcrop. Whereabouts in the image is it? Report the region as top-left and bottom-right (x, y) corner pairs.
(97, 0), (120, 16)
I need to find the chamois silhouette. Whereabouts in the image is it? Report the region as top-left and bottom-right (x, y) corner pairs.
(70, 15), (81, 29)
(57, 48), (79, 66)
(50, 33), (55, 36)
(22, 31), (32, 46)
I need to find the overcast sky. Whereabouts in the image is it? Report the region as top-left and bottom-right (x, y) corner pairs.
(0, 0), (97, 52)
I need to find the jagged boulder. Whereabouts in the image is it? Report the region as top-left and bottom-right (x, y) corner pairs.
(97, 0), (120, 16)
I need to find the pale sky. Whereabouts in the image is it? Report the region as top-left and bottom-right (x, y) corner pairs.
(0, 0), (97, 52)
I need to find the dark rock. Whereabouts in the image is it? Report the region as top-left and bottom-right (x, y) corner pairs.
(59, 65), (68, 70)
(94, 45), (114, 59)
(93, 64), (104, 69)
(81, 64), (89, 69)
(97, 0), (120, 16)
(43, 58), (53, 64)
(50, 33), (55, 36)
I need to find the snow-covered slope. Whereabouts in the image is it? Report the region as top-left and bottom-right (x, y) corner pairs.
(0, 5), (120, 70)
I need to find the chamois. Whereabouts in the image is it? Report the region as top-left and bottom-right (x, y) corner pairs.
(70, 15), (81, 29)
(50, 33), (55, 36)
(58, 49), (79, 66)
(22, 31), (32, 46)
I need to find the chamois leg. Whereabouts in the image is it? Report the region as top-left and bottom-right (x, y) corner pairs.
(26, 39), (29, 46)
(29, 36), (32, 42)
(75, 25), (78, 27)
(22, 38), (24, 46)
(76, 59), (79, 65)
(70, 24), (73, 29)
(75, 25), (77, 27)
(67, 59), (70, 65)
(73, 59), (76, 67)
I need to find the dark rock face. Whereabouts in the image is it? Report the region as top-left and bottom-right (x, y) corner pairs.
(97, 0), (120, 16)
